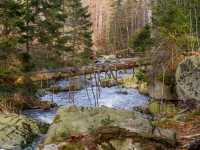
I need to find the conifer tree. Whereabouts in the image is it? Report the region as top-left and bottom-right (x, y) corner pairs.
(0, 0), (67, 53)
(62, 0), (93, 64)
(129, 24), (153, 53)
(152, 0), (190, 68)
(0, 0), (25, 49)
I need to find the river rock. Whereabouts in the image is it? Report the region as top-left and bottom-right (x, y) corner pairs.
(45, 105), (176, 144)
(147, 80), (175, 100)
(37, 89), (46, 97)
(0, 113), (45, 149)
(176, 55), (200, 101)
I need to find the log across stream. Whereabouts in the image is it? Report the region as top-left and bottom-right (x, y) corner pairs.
(28, 58), (142, 82)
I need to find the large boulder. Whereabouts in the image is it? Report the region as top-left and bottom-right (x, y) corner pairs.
(176, 55), (200, 101)
(147, 80), (176, 100)
(0, 113), (48, 150)
(44, 105), (176, 144)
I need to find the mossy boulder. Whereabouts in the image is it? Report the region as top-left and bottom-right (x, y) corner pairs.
(0, 113), (46, 149)
(45, 105), (155, 143)
(176, 55), (200, 101)
(44, 106), (176, 144)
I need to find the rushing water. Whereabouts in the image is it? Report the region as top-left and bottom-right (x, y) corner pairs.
(22, 60), (149, 149)
(23, 69), (149, 124)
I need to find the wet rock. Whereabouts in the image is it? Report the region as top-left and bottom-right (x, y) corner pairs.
(116, 90), (128, 94)
(176, 55), (200, 101)
(37, 89), (46, 97)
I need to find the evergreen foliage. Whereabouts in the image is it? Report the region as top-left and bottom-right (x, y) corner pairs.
(152, 0), (190, 48)
(0, 0), (93, 70)
(129, 24), (153, 53)
(62, 0), (93, 64)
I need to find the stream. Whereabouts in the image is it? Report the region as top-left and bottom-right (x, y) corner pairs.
(22, 60), (150, 149)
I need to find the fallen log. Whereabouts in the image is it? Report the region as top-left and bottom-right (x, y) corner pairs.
(28, 59), (139, 82)
(0, 58), (151, 86)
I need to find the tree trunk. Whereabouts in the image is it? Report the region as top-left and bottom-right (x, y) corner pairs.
(28, 59), (142, 82)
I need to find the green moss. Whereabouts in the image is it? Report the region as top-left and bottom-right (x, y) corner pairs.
(156, 74), (171, 85)
(160, 119), (176, 127)
(0, 69), (13, 76)
(51, 114), (60, 124)
(15, 102), (25, 110)
(135, 70), (149, 82)
(21, 134), (35, 148)
(101, 144), (110, 150)
(149, 102), (160, 115)
(37, 144), (44, 149)
(62, 141), (83, 150)
(60, 131), (70, 139)
(39, 123), (49, 134)
(192, 108), (200, 116)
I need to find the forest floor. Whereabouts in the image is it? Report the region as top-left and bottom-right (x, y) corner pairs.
(175, 116), (200, 150)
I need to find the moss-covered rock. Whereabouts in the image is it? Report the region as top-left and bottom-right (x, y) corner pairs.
(176, 55), (200, 101)
(0, 113), (44, 149)
(149, 101), (178, 116)
(149, 101), (160, 115)
(45, 105), (155, 143)
(37, 89), (46, 97)
(45, 106), (176, 145)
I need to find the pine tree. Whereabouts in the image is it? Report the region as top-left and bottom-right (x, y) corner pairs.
(63, 0), (93, 65)
(152, 0), (190, 68)
(129, 24), (154, 53)
(0, 0), (25, 49)
(0, 0), (67, 54)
